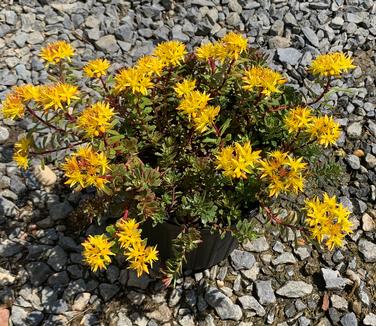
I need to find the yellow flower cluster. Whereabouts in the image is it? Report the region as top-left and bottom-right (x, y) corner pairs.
(196, 32), (248, 62)
(13, 137), (31, 170)
(1, 83), (79, 119)
(82, 218), (158, 276)
(259, 151), (306, 197)
(305, 193), (353, 250)
(136, 55), (165, 77)
(116, 218), (158, 277)
(62, 145), (110, 191)
(242, 67), (287, 97)
(114, 67), (154, 95)
(77, 102), (115, 138)
(193, 105), (221, 133)
(175, 82), (219, 133)
(153, 40), (187, 66)
(114, 41), (186, 95)
(310, 52), (356, 77)
(173, 79), (196, 98)
(284, 107), (341, 147)
(39, 40), (75, 64)
(1, 88), (26, 119)
(0, 85), (39, 119)
(35, 83), (80, 111)
(284, 106), (313, 133)
(308, 116), (341, 148)
(177, 90), (211, 116)
(83, 58), (110, 78)
(216, 142), (261, 179)
(82, 234), (115, 272)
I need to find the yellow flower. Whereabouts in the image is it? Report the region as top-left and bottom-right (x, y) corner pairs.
(39, 40), (75, 64)
(177, 90), (211, 117)
(115, 217), (158, 276)
(15, 84), (40, 102)
(196, 42), (227, 62)
(13, 136), (31, 170)
(83, 58), (110, 78)
(304, 193), (352, 250)
(13, 152), (29, 170)
(284, 106), (314, 133)
(308, 115), (341, 147)
(1, 91), (25, 119)
(36, 83), (79, 111)
(242, 66), (287, 97)
(153, 40), (187, 66)
(125, 241), (159, 277)
(114, 67), (154, 95)
(259, 151), (306, 197)
(221, 32), (248, 60)
(61, 145), (110, 191)
(14, 137), (31, 153)
(310, 52), (356, 77)
(77, 102), (115, 138)
(193, 105), (220, 133)
(173, 79), (196, 98)
(136, 55), (165, 77)
(216, 142), (261, 179)
(116, 218), (142, 249)
(82, 234), (115, 272)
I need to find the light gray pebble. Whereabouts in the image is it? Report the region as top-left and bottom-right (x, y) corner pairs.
(341, 312), (358, 326)
(358, 239), (376, 262)
(322, 268), (352, 290)
(276, 281), (313, 298)
(205, 287), (242, 321)
(238, 295), (266, 316)
(277, 48), (303, 65)
(346, 155), (361, 170)
(347, 122), (363, 139)
(230, 249), (256, 270)
(272, 252), (296, 265)
(244, 236), (269, 252)
(363, 313), (376, 326)
(96, 35), (119, 53)
(302, 26), (319, 47)
(255, 280), (276, 305)
(0, 127), (10, 144)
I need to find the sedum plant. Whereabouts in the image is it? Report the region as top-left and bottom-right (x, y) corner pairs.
(1, 34), (356, 281)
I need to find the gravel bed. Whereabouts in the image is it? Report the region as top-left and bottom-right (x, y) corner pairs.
(0, 0), (375, 325)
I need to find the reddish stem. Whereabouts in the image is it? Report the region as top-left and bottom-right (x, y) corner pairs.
(26, 107), (66, 133)
(29, 141), (86, 155)
(306, 77), (331, 106)
(100, 75), (109, 94)
(211, 59), (235, 97)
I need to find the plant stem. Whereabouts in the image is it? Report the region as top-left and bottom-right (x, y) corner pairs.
(100, 76), (109, 94)
(211, 59), (235, 97)
(30, 141), (86, 155)
(292, 138), (317, 152)
(58, 61), (65, 83)
(26, 106), (66, 133)
(213, 123), (221, 138)
(306, 77), (331, 106)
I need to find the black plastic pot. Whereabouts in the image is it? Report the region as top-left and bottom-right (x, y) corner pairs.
(141, 205), (259, 273)
(142, 221), (238, 272)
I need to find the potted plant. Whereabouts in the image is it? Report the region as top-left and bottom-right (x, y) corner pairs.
(1, 34), (356, 285)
